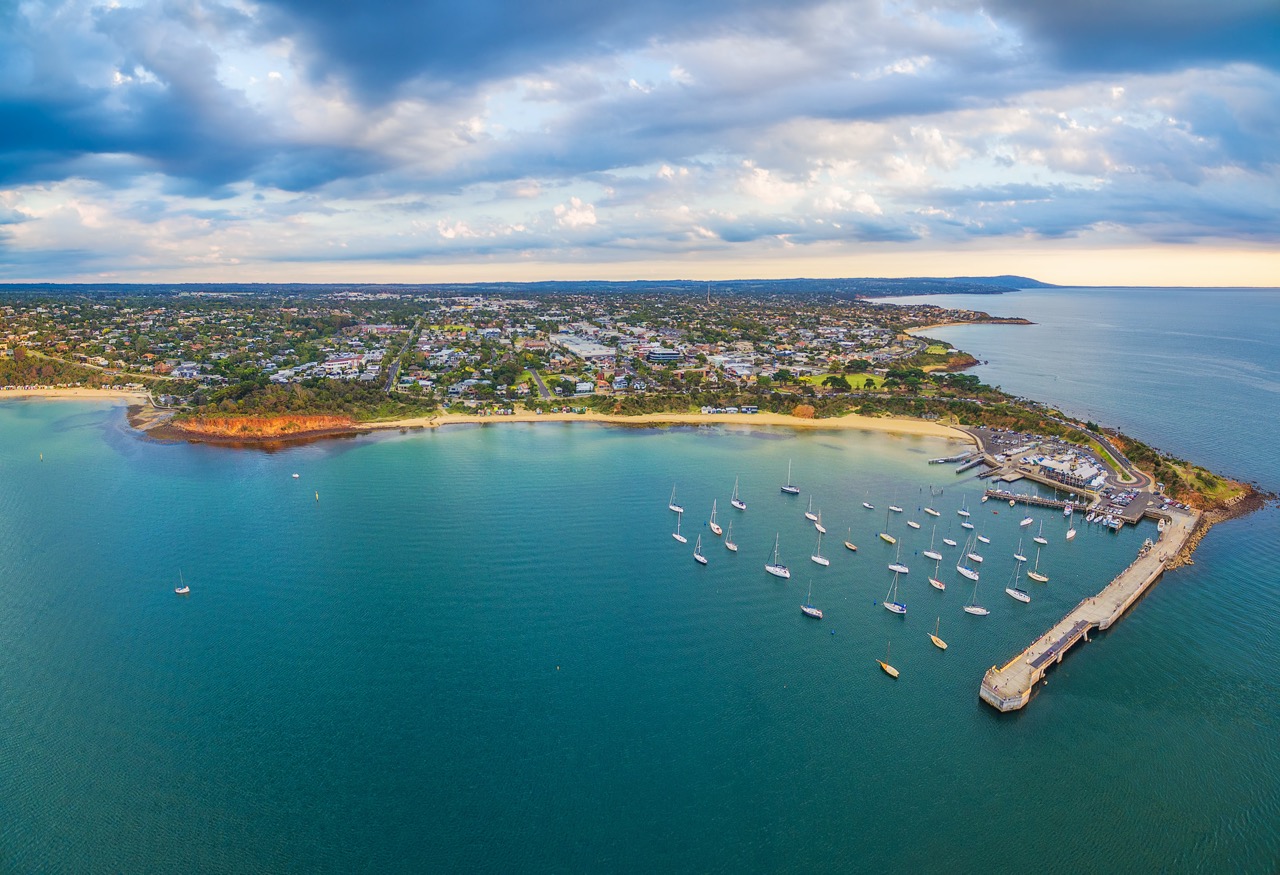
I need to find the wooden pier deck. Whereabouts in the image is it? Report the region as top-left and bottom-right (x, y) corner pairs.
(982, 488), (1084, 510)
(979, 508), (1198, 712)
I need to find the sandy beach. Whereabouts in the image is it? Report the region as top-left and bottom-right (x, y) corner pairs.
(374, 409), (974, 442)
(0, 386), (151, 403)
(0, 386), (973, 445)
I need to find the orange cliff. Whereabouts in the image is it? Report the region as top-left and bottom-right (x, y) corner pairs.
(169, 414), (360, 440)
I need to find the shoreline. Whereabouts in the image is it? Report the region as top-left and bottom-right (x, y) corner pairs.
(371, 409), (974, 441)
(0, 386), (151, 403)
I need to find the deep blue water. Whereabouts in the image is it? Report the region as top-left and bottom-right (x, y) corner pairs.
(2, 287), (1279, 872)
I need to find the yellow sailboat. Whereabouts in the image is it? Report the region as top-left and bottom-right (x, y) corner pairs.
(877, 640), (900, 678)
(929, 617), (948, 650)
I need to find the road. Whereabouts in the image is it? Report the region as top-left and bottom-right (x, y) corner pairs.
(529, 370), (552, 399)
(384, 319), (422, 393)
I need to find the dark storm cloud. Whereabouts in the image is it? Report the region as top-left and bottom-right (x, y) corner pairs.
(253, 0), (833, 98)
(977, 0), (1280, 73)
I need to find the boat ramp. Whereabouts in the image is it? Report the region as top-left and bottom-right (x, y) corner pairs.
(979, 507), (1199, 712)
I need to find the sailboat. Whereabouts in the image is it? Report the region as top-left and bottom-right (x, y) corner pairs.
(883, 571), (907, 614)
(877, 640), (900, 677)
(929, 553), (946, 591)
(781, 460), (800, 495)
(923, 526), (942, 561)
(956, 534), (980, 581)
(1033, 520), (1048, 545)
(1026, 546), (1049, 582)
(765, 534), (791, 579)
(693, 535), (708, 565)
(1020, 514), (1034, 527)
(814, 510), (826, 534)
(175, 570), (190, 595)
(929, 617), (948, 649)
(888, 541), (909, 574)
(668, 486), (684, 514)
(801, 581), (823, 619)
(907, 519), (921, 530)
(843, 528), (858, 552)
(862, 495), (875, 510)
(878, 506), (897, 544)
(958, 498), (971, 518)
(924, 506), (941, 517)
(1013, 537), (1028, 563)
(1066, 518), (1077, 540)
(963, 572), (989, 615)
(889, 503), (904, 513)
(976, 526), (991, 545)
(804, 496), (818, 522)
(725, 521), (739, 552)
(1005, 557), (1030, 602)
(672, 512), (688, 543)
(731, 477), (747, 511)
(708, 500), (723, 536)
(942, 522), (958, 547)
(811, 531), (830, 566)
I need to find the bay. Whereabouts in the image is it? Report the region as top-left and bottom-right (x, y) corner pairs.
(3, 285), (1280, 872)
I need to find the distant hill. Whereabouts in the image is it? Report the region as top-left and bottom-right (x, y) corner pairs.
(0, 275), (1053, 299)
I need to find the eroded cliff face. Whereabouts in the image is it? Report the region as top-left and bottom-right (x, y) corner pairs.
(170, 414), (358, 439)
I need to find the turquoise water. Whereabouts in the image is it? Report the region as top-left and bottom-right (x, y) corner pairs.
(3, 287), (1280, 872)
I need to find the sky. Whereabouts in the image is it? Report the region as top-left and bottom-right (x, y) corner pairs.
(1, 0), (1277, 286)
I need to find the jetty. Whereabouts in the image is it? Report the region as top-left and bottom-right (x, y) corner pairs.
(931, 451), (977, 465)
(983, 488), (1086, 511)
(979, 507), (1199, 711)
(955, 456), (990, 474)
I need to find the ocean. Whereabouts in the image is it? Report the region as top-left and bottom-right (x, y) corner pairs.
(1, 287), (1278, 872)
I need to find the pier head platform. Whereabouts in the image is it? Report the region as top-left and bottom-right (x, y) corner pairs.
(980, 507), (1198, 711)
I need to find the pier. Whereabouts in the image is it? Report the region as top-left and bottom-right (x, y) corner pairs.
(955, 456), (990, 474)
(930, 452), (978, 464)
(979, 507), (1198, 711)
(982, 488), (1090, 511)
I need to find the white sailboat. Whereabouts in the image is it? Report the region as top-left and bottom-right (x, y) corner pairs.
(888, 541), (909, 575)
(804, 496), (818, 522)
(862, 496), (875, 510)
(923, 526), (943, 561)
(175, 569), (190, 595)
(883, 570), (907, 614)
(958, 498), (971, 518)
(1026, 546), (1049, 582)
(668, 486), (684, 514)
(725, 521), (738, 552)
(1005, 557), (1030, 602)
(814, 510), (827, 534)
(708, 500), (723, 536)
(1013, 537), (1027, 563)
(956, 534), (980, 581)
(781, 460), (800, 495)
(963, 572), (989, 616)
(929, 617), (948, 649)
(811, 531), (830, 566)
(731, 477), (747, 511)
(966, 546), (984, 564)
(672, 512), (688, 543)
(976, 528), (991, 544)
(942, 523), (958, 547)
(801, 581), (823, 619)
(1020, 515), (1034, 527)
(889, 504), (904, 513)
(1033, 520), (1048, 545)
(907, 519), (921, 530)
(693, 535), (708, 565)
(924, 506), (941, 517)
(1066, 519), (1077, 540)
(765, 534), (791, 579)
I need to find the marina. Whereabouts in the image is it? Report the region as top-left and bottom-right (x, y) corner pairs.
(979, 507), (1199, 711)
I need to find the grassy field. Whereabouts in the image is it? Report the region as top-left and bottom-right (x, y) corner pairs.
(800, 373), (885, 390)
